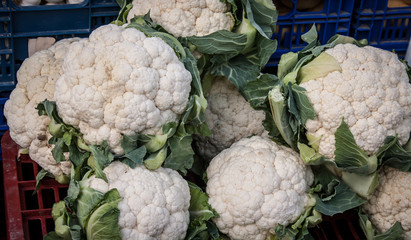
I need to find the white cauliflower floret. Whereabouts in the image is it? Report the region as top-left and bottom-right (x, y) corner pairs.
(87, 161), (190, 240)
(29, 133), (71, 177)
(4, 38), (79, 177)
(195, 77), (266, 160)
(363, 167), (411, 239)
(300, 43), (411, 159)
(126, 0), (235, 37)
(54, 24), (192, 154)
(206, 136), (314, 240)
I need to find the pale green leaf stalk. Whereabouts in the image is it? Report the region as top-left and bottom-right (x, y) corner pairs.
(143, 147), (168, 170)
(77, 137), (91, 152)
(268, 86), (296, 149)
(298, 142), (326, 165)
(278, 52), (298, 81)
(51, 201), (71, 240)
(297, 52), (342, 84)
(306, 133), (321, 151)
(325, 163), (380, 199)
(49, 117), (64, 137)
(54, 174), (70, 184)
(144, 134), (168, 152)
(235, 12), (257, 54)
(18, 148), (29, 156)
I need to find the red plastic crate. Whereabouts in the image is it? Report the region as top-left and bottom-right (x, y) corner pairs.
(1, 131), (68, 240)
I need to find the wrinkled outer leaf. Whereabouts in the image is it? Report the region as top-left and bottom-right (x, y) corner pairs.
(76, 185), (105, 228)
(278, 52), (298, 80)
(185, 182), (219, 240)
(254, 35), (277, 68)
(188, 31), (248, 55)
(243, 73), (280, 109)
(313, 166), (366, 216)
(378, 136), (411, 172)
(211, 55), (261, 91)
(88, 143), (114, 181)
(183, 48), (204, 98)
(86, 189), (122, 240)
(242, 0), (277, 38)
(334, 118), (378, 175)
(290, 84), (316, 125)
(164, 126), (195, 174)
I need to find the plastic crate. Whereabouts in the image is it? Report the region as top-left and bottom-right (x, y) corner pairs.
(351, 0), (411, 58)
(0, 159), (6, 240)
(267, 0), (355, 66)
(0, 0), (120, 92)
(2, 131), (68, 240)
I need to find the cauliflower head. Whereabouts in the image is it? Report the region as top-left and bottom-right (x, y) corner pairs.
(363, 167), (411, 239)
(195, 77), (266, 160)
(206, 136), (314, 240)
(300, 43), (411, 159)
(54, 24), (192, 154)
(126, 0), (235, 37)
(4, 38), (79, 177)
(87, 161), (190, 240)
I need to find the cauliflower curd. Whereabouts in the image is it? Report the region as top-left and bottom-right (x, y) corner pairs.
(195, 77), (266, 160)
(300, 43), (411, 159)
(206, 136), (314, 240)
(363, 167), (411, 239)
(54, 24), (192, 154)
(87, 161), (191, 240)
(4, 38), (79, 177)
(126, 0), (235, 37)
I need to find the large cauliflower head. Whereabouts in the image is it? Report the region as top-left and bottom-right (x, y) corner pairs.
(195, 77), (266, 160)
(126, 0), (235, 37)
(87, 161), (190, 240)
(206, 136), (314, 240)
(54, 24), (192, 154)
(4, 38), (78, 177)
(363, 167), (411, 239)
(300, 43), (411, 159)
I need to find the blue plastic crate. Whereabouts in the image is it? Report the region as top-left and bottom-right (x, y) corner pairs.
(0, 0), (119, 92)
(351, 0), (411, 58)
(267, 0), (355, 66)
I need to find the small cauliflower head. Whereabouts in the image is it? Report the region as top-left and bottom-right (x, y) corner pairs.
(54, 24), (192, 154)
(87, 161), (190, 240)
(126, 0), (235, 37)
(363, 167), (411, 239)
(206, 136), (314, 240)
(300, 43), (411, 159)
(4, 38), (78, 177)
(195, 77), (266, 160)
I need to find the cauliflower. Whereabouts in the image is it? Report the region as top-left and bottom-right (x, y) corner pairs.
(254, 29), (411, 201)
(363, 167), (411, 239)
(195, 77), (266, 160)
(300, 43), (411, 159)
(126, 0), (235, 37)
(86, 161), (190, 239)
(49, 161), (191, 240)
(54, 24), (192, 154)
(206, 136), (314, 240)
(4, 38), (78, 178)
